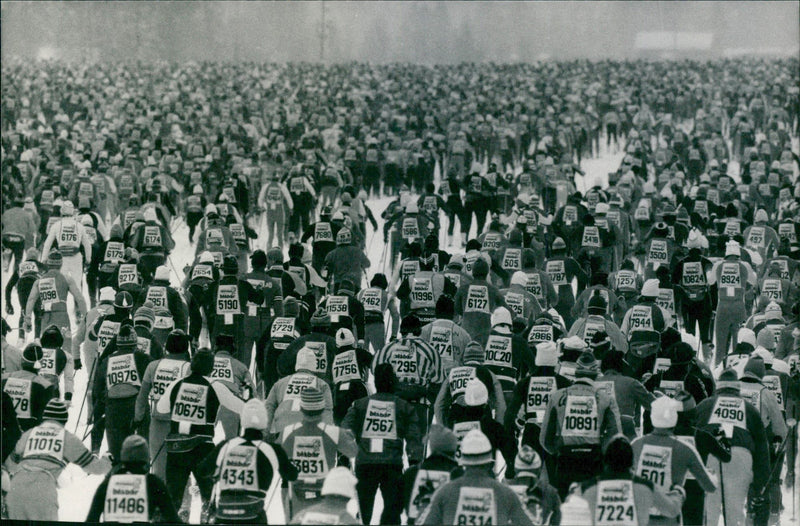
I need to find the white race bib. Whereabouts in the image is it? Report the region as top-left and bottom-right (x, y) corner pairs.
(145, 286), (168, 309)
(106, 354), (141, 389)
(292, 435), (328, 481)
(526, 377), (556, 424)
(172, 383), (209, 426)
(561, 394), (599, 438)
(104, 474), (149, 523)
(219, 444), (259, 492)
(546, 260), (567, 286)
(332, 350), (360, 384)
(595, 479), (637, 526)
(454, 487), (497, 526)
(465, 285), (490, 314)
(4, 377), (32, 419)
(23, 425), (66, 463)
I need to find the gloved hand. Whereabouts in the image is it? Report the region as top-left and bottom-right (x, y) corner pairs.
(74, 358), (82, 371)
(23, 318), (32, 333)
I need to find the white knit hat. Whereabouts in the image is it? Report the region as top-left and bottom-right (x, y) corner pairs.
(491, 307), (512, 330)
(241, 399), (268, 432)
(459, 429), (493, 466)
(650, 396), (679, 428)
(737, 328), (757, 348)
(296, 348), (317, 371)
(510, 271), (528, 288)
(464, 379), (488, 407)
(641, 279), (660, 298)
(336, 328), (355, 348)
(321, 467), (357, 499)
(725, 241), (741, 257)
(535, 341), (559, 367)
(154, 265), (170, 282)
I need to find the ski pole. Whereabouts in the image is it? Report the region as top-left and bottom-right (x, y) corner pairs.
(74, 354), (99, 434)
(149, 438), (168, 471)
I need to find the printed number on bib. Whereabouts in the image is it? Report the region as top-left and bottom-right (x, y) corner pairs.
(561, 394), (599, 438)
(465, 286), (490, 314)
(546, 260), (567, 286)
(104, 474), (148, 523)
(220, 445), (259, 491)
(595, 480), (637, 526)
(708, 397), (746, 430)
(292, 436), (328, 479)
(332, 350), (360, 384)
(526, 377), (556, 424)
(4, 377), (32, 418)
(172, 383), (209, 425)
(106, 354), (141, 389)
(362, 399), (397, 440)
(23, 426), (65, 462)
(216, 284), (240, 315)
(455, 486), (497, 526)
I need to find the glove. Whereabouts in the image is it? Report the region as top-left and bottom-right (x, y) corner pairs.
(23, 319), (32, 333)
(74, 358), (82, 371)
(64, 392), (73, 402)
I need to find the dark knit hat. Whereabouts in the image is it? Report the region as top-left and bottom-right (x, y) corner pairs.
(471, 257), (489, 278)
(576, 351), (600, 378)
(191, 350), (215, 376)
(288, 243), (304, 260)
(22, 343), (44, 366)
(400, 314), (422, 335)
(300, 387), (326, 413)
(250, 249), (267, 268)
(311, 309), (331, 327)
(120, 435), (149, 464)
(46, 250), (63, 267)
(222, 254), (239, 274)
(337, 279), (356, 295)
(117, 324), (138, 351)
(587, 293), (607, 314)
(370, 273), (388, 289)
(215, 334), (235, 353)
(43, 399), (69, 423)
(428, 424), (458, 458)
(603, 435), (633, 472)
(284, 297), (300, 318)
(115, 291), (134, 309)
(40, 325), (64, 349)
(165, 329), (189, 355)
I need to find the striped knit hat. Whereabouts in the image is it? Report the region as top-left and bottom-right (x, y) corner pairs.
(300, 387), (325, 413)
(43, 399), (69, 423)
(462, 342), (485, 365)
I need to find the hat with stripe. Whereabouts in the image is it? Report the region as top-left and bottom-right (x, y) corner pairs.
(300, 387), (325, 413)
(462, 342), (485, 364)
(43, 399), (69, 423)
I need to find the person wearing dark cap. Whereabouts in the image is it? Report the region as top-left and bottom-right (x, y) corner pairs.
(568, 291), (629, 353)
(323, 227), (370, 290)
(419, 295), (473, 374)
(155, 349), (245, 520)
(37, 324), (70, 398)
(241, 248), (284, 372)
(276, 307), (338, 387)
(115, 246), (145, 296)
(86, 434), (180, 523)
(128, 206), (175, 286)
(357, 273), (400, 354)
(132, 302), (164, 360)
(210, 254), (264, 367)
(134, 329), (192, 482)
(402, 424), (464, 523)
(139, 264), (189, 332)
(93, 324), (152, 459)
(210, 333), (255, 439)
(694, 368), (771, 526)
(373, 314), (446, 437)
(454, 255), (508, 345)
(597, 349), (655, 440)
(265, 246), (298, 299)
(279, 386), (358, 518)
(23, 249), (86, 387)
(301, 205), (340, 274)
(545, 235), (589, 329)
(642, 221), (677, 281)
(571, 269), (621, 325)
(1, 342), (56, 431)
(577, 435), (686, 526)
(342, 363), (424, 524)
(540, 350), (622, 499)
(4, 398), (112, 521)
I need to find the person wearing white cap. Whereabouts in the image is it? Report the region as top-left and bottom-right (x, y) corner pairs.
(499, 270), (544, 328)
(504, 445), (562, 525)
(184, 183), (207, 243)
(744, 209), (779, 260)
(198, 398), (298, 524)
(631, 396), (718, 526)
(620, 278), (668, 374)
(288, 467), (360, 525)
(482, 306), (535, 406)
(709, 240), (757, 365)
(674, 229), (715, 359)
(265, 347), (334, 438)
(40, 198), (93, 286)
(417, 429), (535, 525)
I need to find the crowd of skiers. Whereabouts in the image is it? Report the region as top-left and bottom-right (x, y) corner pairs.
(1, 55), (799, 525)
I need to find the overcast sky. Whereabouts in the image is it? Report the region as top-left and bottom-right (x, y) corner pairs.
(2, 1), (798, 62)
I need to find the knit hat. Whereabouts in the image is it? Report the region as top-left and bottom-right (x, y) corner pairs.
(117, 324), (138, 351)
(154, 265), (170, 282)
(757, 327), (777, 350)
(752, 347), (774, 366)
(370, 273), (388, 289)
(165, 329), (189, 355)
(310, 309), (331, 327)
(336, 328), (355, 348)
(743, 356), (766, 380)
(222, 254), (239, 274)
(464, 379), (488, 406)
(588, 293), (607, 314)
(241, 398), (268, 431)
(510, 271), (528, 288)
(514, 445), (542, 473)
(266, 247), (283, 265)
(25, 247), (40, 261)
(143, 208), (158, 222)
(561, 335), (587, 353)
(120, 435), (149, 464)
(764, 302), (783, 321)
(199, 251), (215, 264)
(40, 325), (64, 349)
(22, 343), (44, 368)
(755, 209), (769, 223)
(191, 350), (215, 376)
(668, 342), (695, 365)
(337, 279), (356, 296)
(575, 351), (600, 378)
(552, 237), (567, 251)
(428, 424), (458, 458)
(99, 287), (116, 303)
(321, 467), (358, 500)
(641, 279), (660, 298)
(288, 243), (304, 260)
(42, 399), (69, 423)
(535, 341), (559, 367)
(60, 201), (75, 216)
(650, 396), (680, 428)
(46, 250), (63, 267)
(283, 297), (300, 318)
(725, 241), (741, 258)
(463, 342), (485, 364)
(400, 314), (422, 335)
(115, 291), (134, 309)
(471, 257), (490, 278)
(489, 307), (511, 328)
(250, 249), (267, 268)
(737, 328), (757, 348)
(603, 435), (633, 472)
(300, 387), (326, 413)
(717, 368), (740, 391)
(296, 347), (316, 371)
(134, 304), (156, 327)
(686, 230), (707, 250)
(459, 429), (493, 466)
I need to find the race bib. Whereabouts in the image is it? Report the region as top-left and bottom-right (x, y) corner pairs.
(653, 358), (671, 374)
(762, 376), (784, 411)
(229, 224), (246, 245)
(607, 210), (621, 228)
(360, 288), (382, 313)
(465, 285), (490, 314)
(172, 383), (209, 426)
(561, 394), (599, 438)
(629, 305), (654, 331)
(429, 325), (454, 362)
(390, 347), (420, 383)
(719, 262), (742, 295)
(583, 316), (606, 344)
(151, 359), (186, 403)
(582, 226), (601, 249)
(595, 479), (637, 526)
(694, 200), (708, 218)
(656, 288), (675, 315)
(746, 226), (765, 250)
(659, 380), (684, 399)
(97, 320), (121, 353)
(528, 324), (554, 345)
(739, 384), (762, 411)
(448, 367), (477, 398)
(143, 225), (162, 248)
(634, 206), (650, 221)
(402, 217), (420, 241)
(362, 399), (397, 443)
(4, 377), (32, 419)
(401, 260), (421, 281)
(205, 228), (225, 247)
(453, 420), (482, 459)
(332, 350), (360, 384)
(708, 397), (746, 431)
(271, 317), (297, 339)
(723, 220), (741, 237)
(59, 222), (79, 247)
(106, 354), (141, 389)
(314, 223), (333, 242)
(707, 189), (720, 206)
(761, 279), (783, 302)
(39, 348), (57, 376)
(410, 276), (435, 310)
(326, 295), (349, 319)
(104, 474), (149, 523)
(219, 444), (259, 492)
(210, 356), (234, 382)
(216, 284), (241, 316)
(118, 264), (138, 286)
(615, 270), (637, 291)
(423, 196), (438, 216)
(191, 264), (213, 281)
(290, 177), (305, 193)
(145, 286), (168, 309)
(636, 444), (673, 494)
(502, 248), (522, 271)
(23, 425), (66, 463)
(525, 273), (544, 302)
(305, 341), (328, 374)
(481, 233), (502, 252)
(526, 376), (556, 424)
(564, 205), (578, 225)
(284, 374), (316, 402)
(292, 436), (328, 481)
(647, 239), (669, 264)
(485, 335), (513, 369)
(778, 223), (796, 243)
(504, 292), (525, 318)
(682, 262), (706, 287)
(104, 241), (125, 264)
(454, 486), (497, 526)
(38, 277), (59, 310)
(546, 260), (567, 287)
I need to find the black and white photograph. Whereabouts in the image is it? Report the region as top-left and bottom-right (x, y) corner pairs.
(1, 1), (799, 524)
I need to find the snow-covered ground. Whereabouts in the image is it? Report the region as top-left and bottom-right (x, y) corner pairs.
(2, 135), (798, 524)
